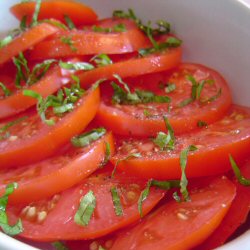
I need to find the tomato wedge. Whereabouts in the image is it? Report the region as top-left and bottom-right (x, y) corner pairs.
(0, 131), (114, 204)
(111, 105), (250, 179)
(97, 63), (231, 137)
(0, 62), (76, 119)
(28, 29), (150, 60)
(110, 177), (236, 250)
(7, 169), (165, 241)
(10, 0), (97, 26)
(0, 23), (59, 65)
(78, 48), (182, 88)
(0, 86), (100, 168)
(195, 159), (250, 250)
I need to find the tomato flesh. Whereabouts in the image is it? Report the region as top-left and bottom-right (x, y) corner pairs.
(97, 63), (232, 136)
(7, 169), (165, 241)
(0, 23), (59, 65)
(0, 87), (100, 168)
(10, 0), (98, 26)
(0, 132), (114, 204)
(111, 105), (250, 179)
(110, 177), (236, 250)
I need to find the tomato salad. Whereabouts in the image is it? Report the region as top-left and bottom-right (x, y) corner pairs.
(0, 1), (249, 250)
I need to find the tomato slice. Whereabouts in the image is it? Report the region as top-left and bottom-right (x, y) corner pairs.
(78, 48), (182, 88)
(96, 63), (232, 137)
(0, 61), (76, 119)
(111, 105), (250, 179)
(10, 0), (97, 26)
(110, 177), (236, 250)
(7, 169), (165, 241)
(0, 22), (59, 65)
(0, 131), (114, 204)
(195, 159), (250, 250)
(28, 29), (150, 60)
(0, 86), (100, 168)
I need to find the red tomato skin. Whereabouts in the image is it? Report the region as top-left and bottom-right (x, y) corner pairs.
(28, 29), (151, 60)
(0, 87), (100, 168)
(110, 177), (236, 250)
(111, 105), (250, 179)
(0, 23), (59, 65)
(6, 170), (166, 241)
(10, 0), (98, 26)
(0, 132), (115, 204)
(194, 159), (250, 250)
(96, 63), (232, 137)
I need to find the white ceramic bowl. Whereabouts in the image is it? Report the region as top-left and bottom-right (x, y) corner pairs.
(0, 0), (250, 249)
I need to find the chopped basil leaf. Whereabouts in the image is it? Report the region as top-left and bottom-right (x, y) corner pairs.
(201, 88), (222, 104)
(197, 120), (208, 128)
(27, 59), (57, 85)
(71, 128), (106, 148)
(179, 145), (197, 201)
(0, 82), (11, 97)
(151, 180), (180, 190)
(61, 36), (77, 52)
(92, 23), (126, 33)
(74, 190), (96, 227)
(173, 191), (181, 202)
(52, 241), (69, 250)
(112, 75), (171, 105)
(112, 153), (141, 177)
(139, 36), (182, 56)
(92, 78), (107, 90)
(0, 183), (23, 236)
(179, 97), (193, 107)
(110, 186), (123, 216)
(64, 15), (75, 30)
(113, 23), (127, 32)
(31, 0), (42, 27)
(0, 35), (12, 48)
(100, 142), (111, 168)
(179, 75), (216, 107)
(41, 19), (68, 30)
(143, 109), (152, 117)
(90, 54), (113, 67)
(13, 52), (30, 88)
(0, 116), (28, 141)
(165, 83), (176, 93)
(23, 90), (55, 125)
(153, 116), (175, 150)
(138, 180), (151, 217)
(0, 116), (27, 134)
(59, 61), (94, 71)
(20, 15), (28, 31)
(230, 155), (250, 186)
(23, 80), (84, 125)
(98, 246), (106, 250)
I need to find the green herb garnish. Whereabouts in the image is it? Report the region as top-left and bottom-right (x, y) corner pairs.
(13, 52), (30, 88)
(179, 145), (197, 201)
(90, 54), (113, 67)
(59, 61), (94, 71)
(197, 120), (208, 128)
(64, 15), (75, 30)
(74, 190), (96, 226)
(153, 116), (175, 150)
(100, 142), (111, 168)
(71, 128), (106, 148)
(30, 0), (42, 27)
(230, 155), (250, 186)
(138, 180), (151, 217)
(165, 83), (176, 93)
(112, 152), (141, 177)
(52, 241), (69, 250)
(111, 186), (123, 216)
(0, 183), (23, 236)
(112, 74), (171, 105)
(61, 36), (77, 52)
(0, 82), (11, 97)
